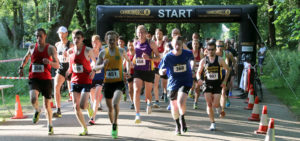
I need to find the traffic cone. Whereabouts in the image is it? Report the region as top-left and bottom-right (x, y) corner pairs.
(50, 101), (56, 108)
(68, 92), (72, 102)
(244, 89), (251, 104)
(265, 118), (275, 141)
(255, 105), (268, 134)
(248, 96), (260, 121)
(244, 89), (254, 110)
(11, 95), (27, 119)
(245, 85), (253, 103)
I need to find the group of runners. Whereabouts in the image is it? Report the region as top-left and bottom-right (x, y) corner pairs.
(18, 25), (238, 138)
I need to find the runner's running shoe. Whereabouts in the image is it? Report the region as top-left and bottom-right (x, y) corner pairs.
(79, 128), (88, 136)
(32, 111), (40, 124)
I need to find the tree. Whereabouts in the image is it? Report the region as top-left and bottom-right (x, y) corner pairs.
(47, 0), (77, 45)
(268, 0), (276, 47)
(12, 0), (24, 48)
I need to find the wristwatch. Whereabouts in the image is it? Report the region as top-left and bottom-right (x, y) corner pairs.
(19, 66), (23, 69)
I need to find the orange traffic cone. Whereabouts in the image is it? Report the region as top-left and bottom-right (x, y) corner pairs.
(50, 101), (56, 108)
(11, 95), (27, 119)
(68, 92), (72, 102)
(255, 105), (268, 134)
(244, 89), (254, 110)
(265, 118), (275, 141)
(248, 96), (260, 121)
(245, 85), (253, 104)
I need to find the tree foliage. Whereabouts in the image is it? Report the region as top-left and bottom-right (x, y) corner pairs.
(0, 0), (298, 49)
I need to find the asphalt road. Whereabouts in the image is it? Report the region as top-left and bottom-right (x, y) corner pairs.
(1, 86), (300, 141)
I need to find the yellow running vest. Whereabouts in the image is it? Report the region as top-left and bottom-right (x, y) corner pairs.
(104, 47), (123, 83)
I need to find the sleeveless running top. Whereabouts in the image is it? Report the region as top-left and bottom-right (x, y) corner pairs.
(154, 41), (165, 68)
(134, 40), (153, 71)
(92, 49), (105, 81)
(127, 51), (134, 75)
(29, 43), (52, 80)
(57, 41), (70, 63)
(69, 46), (92, 84)
(204, 56), (221, 84)
(193, 49), (201, 69)
(104, 47), (123, 83)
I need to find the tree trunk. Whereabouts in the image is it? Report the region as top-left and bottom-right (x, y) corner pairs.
(268, 0), (276, 47)
(48, 2), (56, 22)
(12, 1), (18, 48)
(75, 6), (87, 33)
(161, 0), (167, 35)
(47, 0), (78, 45)
(33, 0), (39, 25)
(18, 6), (24, 48)
(2, 19), (13, 42)
(83, 0), (93, 46)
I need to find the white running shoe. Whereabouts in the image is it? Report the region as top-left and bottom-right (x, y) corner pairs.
(209, 123), (216, 131)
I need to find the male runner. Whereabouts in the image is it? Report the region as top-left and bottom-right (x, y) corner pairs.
(94, 31), (131, 139)
(197, 40), (229, 131)
(18, 28), (59, 135)
(153, 28), (167, 108)
(67, 29), (96, 136)
(53, 26), (73, 118)
(159, 36), (194, 135)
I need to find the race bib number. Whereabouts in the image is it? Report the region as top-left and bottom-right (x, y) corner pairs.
(72, 64), (83, 73)
(206, 72), (218, 80)
(136, 58), (146, 66)
(106, 70), (120, 79)
(32, 64), (44, 73)
(173, 64), (187, 73)
(58, 55), (67, 62)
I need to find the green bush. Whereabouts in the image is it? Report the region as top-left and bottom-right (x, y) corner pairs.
(263, 50), (300, 90)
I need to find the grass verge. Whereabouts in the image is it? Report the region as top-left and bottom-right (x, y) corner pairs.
(261, 75), (300, 120)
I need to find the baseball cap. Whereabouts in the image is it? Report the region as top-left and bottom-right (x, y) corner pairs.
(57, 26), (68, 33)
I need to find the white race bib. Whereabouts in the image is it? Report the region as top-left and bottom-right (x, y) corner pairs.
(72, 64), (84, 73)
(106, 70), (120, 79)
(136, 58), (146, 66)
(32, 64), (44, 73)
(206, 72), (218, 80)
(173, 64), (187, 73)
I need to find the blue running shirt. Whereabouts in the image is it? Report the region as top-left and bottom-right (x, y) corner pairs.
(159, 49), (194, 91)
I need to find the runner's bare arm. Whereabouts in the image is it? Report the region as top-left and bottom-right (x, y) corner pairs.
(149, 40), (161, 62)
(93, 50), (107, 72)
(219, 57), (230, 86)
(88, 47), (96, 65)
(196, 58), (205, 81)
(18, 45), (34, 76)
(183, 43), (190, 50)
(229, 52), (236, 68)
(46, 45), (60, 69)
(121, 49), (132, 74)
